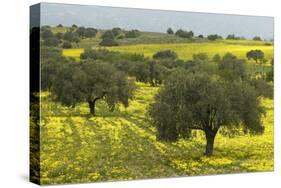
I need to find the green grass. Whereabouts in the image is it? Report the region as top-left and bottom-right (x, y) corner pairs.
(38, 82), (273, 185)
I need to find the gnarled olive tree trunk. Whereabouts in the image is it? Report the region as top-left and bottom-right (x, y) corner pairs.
(204, 126), (219, 156)
(87, 92), (106, 116)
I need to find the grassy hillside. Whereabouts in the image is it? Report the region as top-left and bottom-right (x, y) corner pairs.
(39, 82), (273, 185)
(50, 26), (273, 48)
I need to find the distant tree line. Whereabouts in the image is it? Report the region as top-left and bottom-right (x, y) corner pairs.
(40, 25), (142, 48)
(166, 27), (225, 41)
(226, 34), (245, 40)
(166, 27), (266, 41)
(99, 28), (140, 46)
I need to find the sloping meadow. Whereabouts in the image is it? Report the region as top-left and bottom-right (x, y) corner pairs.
(38, 82), (273, 184)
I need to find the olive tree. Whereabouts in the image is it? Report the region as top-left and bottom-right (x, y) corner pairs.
(84, 28), (98, 38)
(152, 50), (178, 60)
(99, 38), (119, 46)
(167, 28), (174, 34)
(207, 34), (223, 41)
(212, 54), (221, 63)
(130, 62), (150, 83)
(253, 36), (262, 41)
(125, 30), (140, 38)
(175, 29), (194, 39)
(149, 70), (264, 156)
(41, 29), (54, 40)
(246, 50), (265, 64)
(266, 58), (274, 82)
(218, 53), (246, 81)
(99, 30), (119, 46)
(192, 53), (208, 64)
(249, 78), (273, 99)
(62, 41), (72, 49)
(40, 47), (68, 90)
(52, 62), (135, 116)
(63, 31), (80, 43)
(130, 61), (167, 86)
(112, 27), (123, 37)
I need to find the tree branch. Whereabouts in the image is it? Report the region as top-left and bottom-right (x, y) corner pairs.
(93, 91), (107, 103)
(189, 126), (204, 131)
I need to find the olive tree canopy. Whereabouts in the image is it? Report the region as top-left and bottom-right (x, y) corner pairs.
(51, 62), (135, 116)
(149, 70), (264, 156)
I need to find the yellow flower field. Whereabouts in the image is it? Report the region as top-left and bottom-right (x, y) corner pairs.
(37, 82), (273, 185)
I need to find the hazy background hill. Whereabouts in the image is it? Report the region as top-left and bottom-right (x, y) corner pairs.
(38, 3), (274, 40)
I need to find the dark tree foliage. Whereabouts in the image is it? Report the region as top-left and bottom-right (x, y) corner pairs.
(99, 38), (119, 46)
(63, 31), (80, 43)
(148, 61), (167, 86)
(40, 47), (68, 90)
(41, 29), (54, 40)
(226, 34), (241, 40)
(79, 49), (170, 86)
(192, 53), (208, 64)
(249, 79), (273, 99)
(253, 36), (262, 41)
(246, 50), (265, 64)
(99, 30), (118, 46)
(175, 29), (194, 39)
(218, 53), (246, 81)
(40, 47), (64, 62)
(183, 53), (210, 74)
(266, 58), (274, 82)
(130, 61), (167, 86)
(80, 49), (111, 60)
(55, 32), (64, 40)
(72, 24), (78, 28)
(125, 53), (147, 62)
(40, 28), (60, 47)
(131, 62), (150, 83)
(41, 25), (51, 30)
(112, 27), (123, 37)
(158, 59), (184, 69)
(207, 34), (223, 41)
(101, 30), (115, 40)
(212, 54), (221, 63)
(84, 28), (98, 38)
(167, 28), (174, 34)
(41, 60), (62, 90)
(80, 49), (147, 65)
(43, 37), (60, 47)
(76, 27), (86, 37)
(152, 50), (178, 60)
(115, 61), (134, 74)
(51, 62), (135, 116)
(117, 34), (125, 39)
(198, 34), (204, 39)
(184, 60), (201, 73)
(125, 30), (141, 38)
(62, 41), (72, 49)
(149, 70), (264, 156)
(57, 24), (63, 27)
